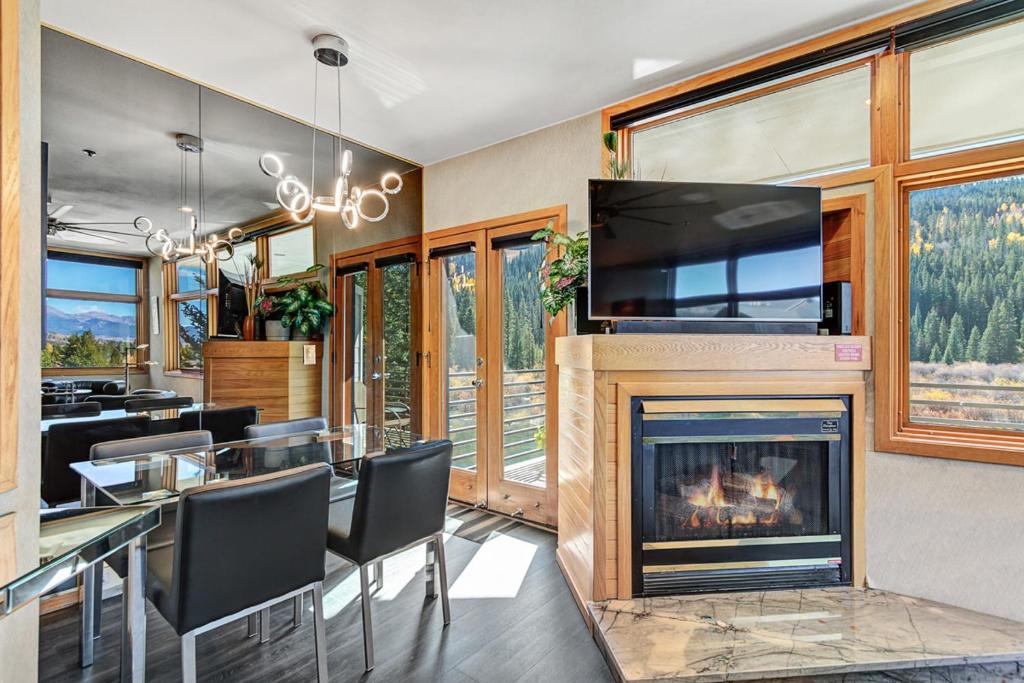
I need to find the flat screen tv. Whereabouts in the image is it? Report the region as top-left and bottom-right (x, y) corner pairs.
(588, 180), (822, 322)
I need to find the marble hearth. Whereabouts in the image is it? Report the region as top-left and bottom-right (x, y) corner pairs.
(590, 587), (1024, 682)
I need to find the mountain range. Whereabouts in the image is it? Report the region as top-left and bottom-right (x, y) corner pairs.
(45, 304), (134, 341)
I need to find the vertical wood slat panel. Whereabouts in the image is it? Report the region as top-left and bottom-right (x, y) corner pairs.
(0, 0), (19, 493)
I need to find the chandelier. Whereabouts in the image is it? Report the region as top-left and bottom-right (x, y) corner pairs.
(133, 105), (242, 263)
(258, 33), (402, 229)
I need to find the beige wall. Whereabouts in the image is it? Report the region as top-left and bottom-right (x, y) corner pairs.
(423, 113), (1024, 624)
(424, 113), (602, 234)
(0, 0), (41, 678)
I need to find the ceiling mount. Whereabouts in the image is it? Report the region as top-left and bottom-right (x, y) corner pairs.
(175, 133), (203, 153)
(312, 33), (349, 68)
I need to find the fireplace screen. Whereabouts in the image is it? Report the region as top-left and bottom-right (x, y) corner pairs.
(652, 441), (830, 543)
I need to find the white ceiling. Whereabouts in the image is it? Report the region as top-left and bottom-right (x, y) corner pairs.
(41, 0), (918, 165)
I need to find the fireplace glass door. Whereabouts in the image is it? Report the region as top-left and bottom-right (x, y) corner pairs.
(634, 398), (851, 595)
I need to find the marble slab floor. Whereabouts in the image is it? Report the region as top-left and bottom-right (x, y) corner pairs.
(589, 587), (1024, 682)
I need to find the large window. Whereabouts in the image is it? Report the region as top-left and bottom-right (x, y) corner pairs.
(907, 173), (1024, 433)
(630, 63), (871, 184)
(164, 256), (213, 374)
(43, 252), (144, 370)
(909, 18), (1024, 159)
(268, 225), (314, 277)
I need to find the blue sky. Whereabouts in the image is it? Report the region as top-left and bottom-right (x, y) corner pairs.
(46, 259), (136, 295)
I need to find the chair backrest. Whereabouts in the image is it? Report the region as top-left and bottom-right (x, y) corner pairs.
(130, 388), (175, 396)
(168, 463), (332, 635)
(41, 401), (102, 419)
(90, 430), (213, 461)
(87, 394), (130, 411)
(124, 396), (193, 413)
(243, 416), (327, 440)
(42, 415), (151, 505)
(346, 440), (452, 564)
(179, 406), (259, 444)
(101, 380), (127, 395)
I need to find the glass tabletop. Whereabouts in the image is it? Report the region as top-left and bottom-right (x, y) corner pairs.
(70, 425), (424, 507)
(0, 506), (160, 619)
(40, 401), (213, 434)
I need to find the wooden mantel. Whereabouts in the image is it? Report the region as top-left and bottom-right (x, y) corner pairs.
(554, 334), (871, 622)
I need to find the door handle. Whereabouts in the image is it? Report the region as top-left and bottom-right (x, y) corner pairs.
(472, 378), (485, 388)
(370, 372), (383, 380)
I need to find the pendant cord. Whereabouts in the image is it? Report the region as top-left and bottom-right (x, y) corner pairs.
(336, 63), (344, 176)
(310, 58), (319, 201)
(197, 87), (205, 243)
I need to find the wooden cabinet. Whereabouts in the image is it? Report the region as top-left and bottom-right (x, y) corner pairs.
(203, 341), (323, 424)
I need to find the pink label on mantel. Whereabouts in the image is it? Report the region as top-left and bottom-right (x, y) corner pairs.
(835, 344), (864, 362)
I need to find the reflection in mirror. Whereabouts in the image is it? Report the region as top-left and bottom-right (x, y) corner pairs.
(40, 26), (423, 471)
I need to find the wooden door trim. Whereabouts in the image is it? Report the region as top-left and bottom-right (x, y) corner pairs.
(0, 0), (19, 493)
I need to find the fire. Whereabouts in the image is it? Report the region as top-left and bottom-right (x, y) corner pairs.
(685, 465), (786, 529)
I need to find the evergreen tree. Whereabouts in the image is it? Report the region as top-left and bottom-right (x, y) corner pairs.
(966, 325), (982, 361)
(929, 343), (942, 363)
(942, 312), (967, 364)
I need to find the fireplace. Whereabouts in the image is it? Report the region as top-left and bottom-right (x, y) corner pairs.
(631, 397), (852, 596)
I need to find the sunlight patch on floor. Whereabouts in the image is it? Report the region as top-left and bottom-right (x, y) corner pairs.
(449, 532), (537, 599)
(322, 533), (457, 619)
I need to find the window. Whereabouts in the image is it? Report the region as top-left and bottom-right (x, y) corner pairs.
(43, 252), (144, 370)
(630, 64), (871, 184)
(909, 18), (1024, 159)
(268, 225), (314, 277)
(216, 240), (258, 336)
(164, 256), (214, 374)
(907, 172), (1024, 433)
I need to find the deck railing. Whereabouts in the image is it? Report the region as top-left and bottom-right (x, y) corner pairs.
(909, 381), (1024, 431)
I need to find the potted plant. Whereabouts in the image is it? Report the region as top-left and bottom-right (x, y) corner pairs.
(531, 220), (588, 323)
(273, 264), (336, 340)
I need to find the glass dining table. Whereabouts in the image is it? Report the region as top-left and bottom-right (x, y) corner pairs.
(69, 424), (423, 674)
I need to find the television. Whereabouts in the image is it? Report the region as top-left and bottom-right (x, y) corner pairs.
(588, 180), (822, 322)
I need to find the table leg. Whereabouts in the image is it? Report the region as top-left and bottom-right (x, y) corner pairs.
(124, 535), (147, 682)
(425, 539), (436, 598)
(79, 480), (96, 668)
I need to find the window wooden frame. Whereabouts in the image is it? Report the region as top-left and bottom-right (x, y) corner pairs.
(0, 0), (19, 494)
(603, 0), (1024, 466)
(42, 248), (149, 376)
(162, 256), (216, 376)
(264, 222), (317, 282)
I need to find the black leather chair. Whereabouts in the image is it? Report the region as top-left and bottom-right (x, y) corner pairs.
(242, 416), (347, 629)
(179, 405), (259, 443)
(90, 430), (214, 676)
(41, 401), (102, 419)
(147, 463), (332, 682)
(123, 396), (194, 413)
(89, 391), (177, 411)
(41, 415), (151, 506)
(326, 440), (453, 671)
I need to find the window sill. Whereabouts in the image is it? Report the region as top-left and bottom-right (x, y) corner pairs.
(42, 367), (149, 377)
(876, 422), (1024, 468)
(163, 370), (204, 380)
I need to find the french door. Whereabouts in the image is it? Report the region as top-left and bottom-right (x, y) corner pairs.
(334, 241), (421, 446)
(426, 210), (566, 526)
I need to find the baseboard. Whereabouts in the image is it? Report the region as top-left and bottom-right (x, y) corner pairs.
(556, 546), (592, 632)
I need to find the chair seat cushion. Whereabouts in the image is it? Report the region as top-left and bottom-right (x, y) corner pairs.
(326, 497), (355, 561)
(145, 543), (177, 630)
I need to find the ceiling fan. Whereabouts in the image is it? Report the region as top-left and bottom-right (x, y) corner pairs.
(46, 202), (145, 246)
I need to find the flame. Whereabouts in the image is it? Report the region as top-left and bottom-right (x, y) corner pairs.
(685, 466), (786, 529)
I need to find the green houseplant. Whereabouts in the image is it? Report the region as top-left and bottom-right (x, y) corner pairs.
(531, 220), (588, 322)
(273, 264), (336, 340)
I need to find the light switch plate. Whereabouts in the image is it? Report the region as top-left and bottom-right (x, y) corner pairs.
(303, 344), (316, 365)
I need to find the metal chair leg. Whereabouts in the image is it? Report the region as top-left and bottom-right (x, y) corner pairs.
(435, 533), (451, 626)
(425, 540), (437, 598)
(312, 582), (328, 683)
(359, 564), (374, 671)
(246, 613), (257, 638)
(181, 631), (197, 683)
(293, 593), (303, 628)
(374, 559), (384, 591)
(259, 607), (270, 643)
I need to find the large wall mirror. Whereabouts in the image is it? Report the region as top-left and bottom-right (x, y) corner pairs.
(39, 26), (422, 470)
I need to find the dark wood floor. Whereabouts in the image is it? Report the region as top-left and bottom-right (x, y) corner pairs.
(38, 522), (613, 683)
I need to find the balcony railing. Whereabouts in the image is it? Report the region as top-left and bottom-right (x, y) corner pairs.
(909, 381), (1024, 431)
(446, 368), (547, 485)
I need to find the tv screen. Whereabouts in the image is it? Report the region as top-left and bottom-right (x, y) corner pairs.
(588, 180), (822, 322)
